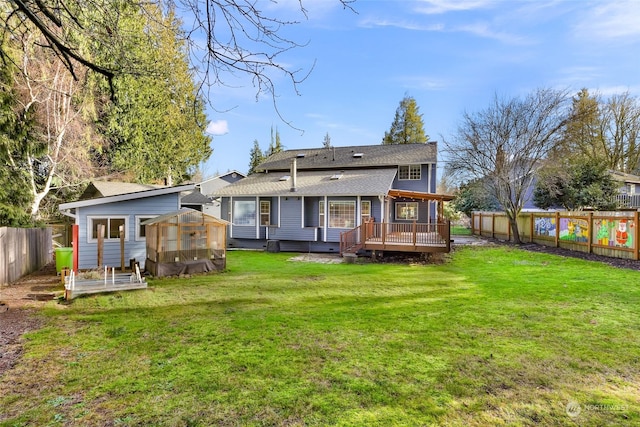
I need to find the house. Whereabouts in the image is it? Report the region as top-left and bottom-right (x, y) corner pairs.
(197, 170), (246, 218)
(59, 182), (196, 270)
(611, 170), (640, 209)
(213, 143), (453, 254)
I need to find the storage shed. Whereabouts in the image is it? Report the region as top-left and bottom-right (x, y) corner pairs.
(143, 208), (229, 277)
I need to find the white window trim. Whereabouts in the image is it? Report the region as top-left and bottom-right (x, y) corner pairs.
(328, 200), (356, 229)
(398, 164), (422, 181)
(87, 215), (130, 243)
(135, 215), (159, 242)
(260, 200), (271, 226)
(361, 200), (371, 224)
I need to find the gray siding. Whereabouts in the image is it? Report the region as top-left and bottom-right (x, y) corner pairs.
(392, 164), (433, 192)
(76, 193), (181, 270)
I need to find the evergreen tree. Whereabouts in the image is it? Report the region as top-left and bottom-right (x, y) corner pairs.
(0, 58), (39, 226)
(266, 126), (283, 157)
(533, 160), (617, 210)
(248, 140), (264, 175)
(98, 5), (212, 185)
(554, 88), (603, 164)
(382, 95), (429, 145)
(322, 132), (332, 148)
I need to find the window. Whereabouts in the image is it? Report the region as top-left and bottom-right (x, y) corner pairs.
(88, 216), (128, 242)
(329, 201), (355, 228)
(395, 202), (419, 220)
(233, 200), (256, 226)
(135, 215), (158, 241)
(319, 200), (325, 227)
(398, 164), (421, 180)
(361, 200), (371, 223)
(260, 200), (271, 226)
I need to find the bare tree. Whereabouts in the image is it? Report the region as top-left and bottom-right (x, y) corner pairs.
(444, 88), (569, 243)
(10, 31), (96, 219)
(2, 0), (355, 118)
(598, 92), (640, 174)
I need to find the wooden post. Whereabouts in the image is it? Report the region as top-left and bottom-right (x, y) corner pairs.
(119, 225), (125, 272)
(97, 223), (104, 267)
(555, 212), (560, 248)
(635, 211), (640, 261)
(478, 213), (483, 237)
(530, 213), (534, 243)
(72, 224), (79, 272)
(587, 212), (593, 254)
(412, 221), (417, 248)
(491, 213), (495, 238)
(507, 214), (511, 241)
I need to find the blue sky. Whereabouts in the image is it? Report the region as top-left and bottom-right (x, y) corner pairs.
(199, 0), (640, 179)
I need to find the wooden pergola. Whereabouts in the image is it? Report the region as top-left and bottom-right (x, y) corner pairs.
(386, 189), (455, 220)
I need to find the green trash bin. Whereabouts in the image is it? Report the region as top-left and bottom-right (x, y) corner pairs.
(55, 247), (74, 273)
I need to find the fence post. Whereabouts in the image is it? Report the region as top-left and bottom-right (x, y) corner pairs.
(635, 211), (640, 261)
(587, 212), (593, 254)
(530, 213), (534, 243)
(491, 213), (495, 238)
(555, 212), (560, 248)
(479, 213), (483, 237)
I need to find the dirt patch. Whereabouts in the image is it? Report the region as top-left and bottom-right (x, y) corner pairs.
(0, 308), (45, 376)
(0, 263), (61, 377)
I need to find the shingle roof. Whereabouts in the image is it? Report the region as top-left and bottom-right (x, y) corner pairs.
(181, 190), (211, 205)
(79, 181), (163, 200)
(213, 169), (398, 197)
(257, 143), (437, 172)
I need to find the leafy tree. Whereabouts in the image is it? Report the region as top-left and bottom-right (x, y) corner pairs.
(533, 160), (617, 211)
(248, 140), (264, 175)
(322, 132), (332, 148)
(444, 88), (568, 243)
(451, 179), (499, 218)
(98, 5), (211, 185)
(382, 95), (429, 145)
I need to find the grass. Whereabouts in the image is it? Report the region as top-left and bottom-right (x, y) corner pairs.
(450, 225), (472, 235)
(1, 247), (639, 426)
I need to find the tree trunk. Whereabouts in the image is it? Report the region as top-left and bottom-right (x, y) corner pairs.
(508, 214), (522, 244)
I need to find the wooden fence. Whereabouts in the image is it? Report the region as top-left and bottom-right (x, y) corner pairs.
(0, 227), (53, 285)
(471, 211), (640, 261)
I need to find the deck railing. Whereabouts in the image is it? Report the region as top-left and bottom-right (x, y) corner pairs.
(340, 221), (451, 255)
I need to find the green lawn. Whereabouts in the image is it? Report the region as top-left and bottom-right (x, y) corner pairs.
(2, 247), (639, 426)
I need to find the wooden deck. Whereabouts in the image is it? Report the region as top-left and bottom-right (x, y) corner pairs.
(340, 221), (451, 255)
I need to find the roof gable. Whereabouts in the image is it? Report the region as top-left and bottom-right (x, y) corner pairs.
(60, 184), (195, 210)
(80, 181), (162, 200)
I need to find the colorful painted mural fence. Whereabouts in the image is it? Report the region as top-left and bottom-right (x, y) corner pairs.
(471, 211), (640, 261)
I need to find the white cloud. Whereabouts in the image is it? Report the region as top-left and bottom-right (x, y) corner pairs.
(206, 120), (229, 135)
(575, 1), (640, 40)
(414, 0), (494, 15)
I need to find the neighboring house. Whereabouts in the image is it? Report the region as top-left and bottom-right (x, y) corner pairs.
(213, 143), (451, 253)
(197, 170), (246, 218)
(611, 170), (640, 209)
(59, 183), (196, 270)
